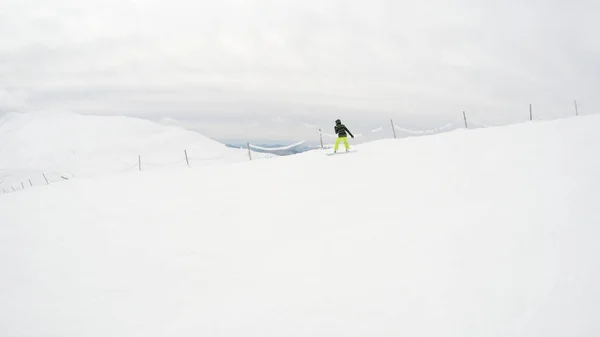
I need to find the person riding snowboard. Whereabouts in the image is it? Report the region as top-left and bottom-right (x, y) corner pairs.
(333, 119), (354, 153)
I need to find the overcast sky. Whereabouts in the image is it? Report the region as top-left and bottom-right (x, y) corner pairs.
(1, 0), (599, 142)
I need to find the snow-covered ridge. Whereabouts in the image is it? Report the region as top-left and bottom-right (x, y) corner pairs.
(0, 111), (271, 190)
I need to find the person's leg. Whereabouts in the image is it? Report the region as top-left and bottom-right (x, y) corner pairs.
(334, 137), (341, 152)
(343, 137), (349, 151)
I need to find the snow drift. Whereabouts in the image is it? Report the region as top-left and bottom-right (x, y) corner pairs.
(1, 115), (599, 337)
(0, 111), (270, 189)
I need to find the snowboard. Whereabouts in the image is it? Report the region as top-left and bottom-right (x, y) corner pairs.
(325, 149), (358, 156)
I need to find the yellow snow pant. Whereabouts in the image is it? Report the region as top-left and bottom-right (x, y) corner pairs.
(334, 137), (349, 151)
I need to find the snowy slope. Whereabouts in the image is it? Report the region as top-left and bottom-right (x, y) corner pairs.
(1, 115), (600, 337)
(0, 111), (271, 189)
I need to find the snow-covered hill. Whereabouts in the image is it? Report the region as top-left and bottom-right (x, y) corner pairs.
(1, 115), (599, 337)
(0, 111), (271, 190)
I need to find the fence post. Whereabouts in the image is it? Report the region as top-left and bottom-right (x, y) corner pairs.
(21, 182), (24, 189)
(138, 155), (141, 171)
(529, 104), (533, 121)
(390, 119), (397, 138)
(574, 100), (579, 116)
(29, 179), (33, 187)
(2, 188), (5, 194)
(11, 186), (15, 192)
(247, 143), (252, 161)
(319, 128), (324, 149)
(463, 111), (468, 128)
(43, 173), (49, 185)
(184, 150), (190, 167)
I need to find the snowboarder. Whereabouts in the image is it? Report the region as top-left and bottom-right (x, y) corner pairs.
(333, 119), (354, 153)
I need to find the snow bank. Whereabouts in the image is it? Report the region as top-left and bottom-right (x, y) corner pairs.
(1, 115), (599, 337)
(0, 111), (271, 189)
(0, 89), (27, 113)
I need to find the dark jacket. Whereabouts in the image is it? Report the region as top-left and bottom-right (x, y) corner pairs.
(334, 123), (354, 138)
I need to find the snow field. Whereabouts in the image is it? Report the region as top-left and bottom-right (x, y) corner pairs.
(0, 111), (273, 191)
(1, 115), (600, 336)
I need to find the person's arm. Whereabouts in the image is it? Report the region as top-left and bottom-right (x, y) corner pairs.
(345, 126), (354, 138)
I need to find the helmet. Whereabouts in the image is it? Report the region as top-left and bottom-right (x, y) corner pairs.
(335, 119), (341, 124)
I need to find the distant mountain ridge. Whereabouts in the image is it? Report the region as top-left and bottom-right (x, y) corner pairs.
(226, 143), (317, 156)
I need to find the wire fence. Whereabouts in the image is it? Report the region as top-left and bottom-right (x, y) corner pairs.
(0, 145), (279, 194)
(0, 101), (590, 195)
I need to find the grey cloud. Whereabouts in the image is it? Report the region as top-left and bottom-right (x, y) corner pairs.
(1, 0), (599, 141)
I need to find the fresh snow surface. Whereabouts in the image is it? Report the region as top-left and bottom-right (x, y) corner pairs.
(0, 111), (271, 190)
(1, 115), (600, 337)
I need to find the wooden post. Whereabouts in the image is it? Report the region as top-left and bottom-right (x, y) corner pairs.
(11, 186), (15, 192)
(247, 143), (252, 161)
(574, 100), (579, 116)
(390, 119), (397, 138)
(184, 150), (190, 167)
(2, 188), (5, 194)
(29, 179), (33, 187)
(138, 155), (141, 171)
(21, 182), (24, 189)
(529, 104), (533, 121)
(463, 111), (468, 128)
(319, 128), (324, 149)
(43, 174), (49, 185)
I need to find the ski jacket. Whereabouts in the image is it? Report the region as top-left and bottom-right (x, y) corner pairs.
(334, 123), (354, 138)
